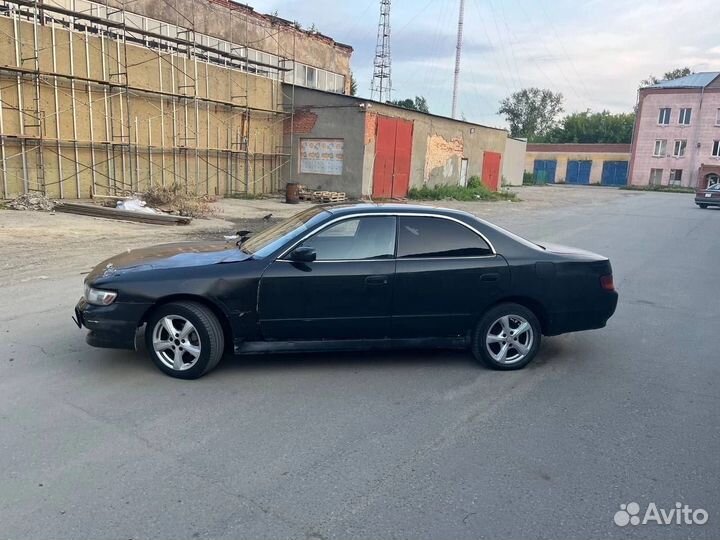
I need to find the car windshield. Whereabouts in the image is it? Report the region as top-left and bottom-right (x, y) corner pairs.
(241, 206), (330, 257)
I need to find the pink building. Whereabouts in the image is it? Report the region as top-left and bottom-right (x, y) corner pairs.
(629, 72), (720, 189)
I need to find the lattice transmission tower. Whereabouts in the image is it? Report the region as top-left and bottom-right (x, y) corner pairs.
(371, 0), (392, 102)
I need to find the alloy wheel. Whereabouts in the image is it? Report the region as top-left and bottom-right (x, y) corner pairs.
(485, 314), (534, 365)
(152, 315), (202, 371)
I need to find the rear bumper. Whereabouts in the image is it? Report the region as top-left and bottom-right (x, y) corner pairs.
(545, 291), (618, 336)
(695, 196), (720, 206)
(74, 297), (150, 350)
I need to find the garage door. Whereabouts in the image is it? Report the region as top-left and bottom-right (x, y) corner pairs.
(533, 160), (556, 183)
(601, 161), (628, 186)
(566, 160), (592, 184)
(482, 151), (502, 191)
(372, 116), (414, 199)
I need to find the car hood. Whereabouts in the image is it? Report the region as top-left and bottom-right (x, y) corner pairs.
(87, 241), (251, 282)
(537, 242), (608, 261)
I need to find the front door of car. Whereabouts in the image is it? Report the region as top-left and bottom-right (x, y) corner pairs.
(391, 216), (510, 338)
(258, 216), (397, 340)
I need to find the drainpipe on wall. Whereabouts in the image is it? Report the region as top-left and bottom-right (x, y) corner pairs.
(627, 88), (642, 186)
(689, 86), (706, 188)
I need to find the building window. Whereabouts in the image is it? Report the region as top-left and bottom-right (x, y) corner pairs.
(716, 108), (720, 125)
(653, 139), (667, 157)
(673, 139), (687, 157)
(658, 108), (671, 125)
(712, 140), (720, 158)
(649, 168), (663, 186)
(679, 108), (692, 125)
(669, 169), (683, 185)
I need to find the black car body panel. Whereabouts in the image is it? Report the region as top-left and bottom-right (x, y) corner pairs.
(74, 203), (618, 353)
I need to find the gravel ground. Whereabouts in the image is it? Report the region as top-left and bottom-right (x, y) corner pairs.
(0, 185), (640, 287)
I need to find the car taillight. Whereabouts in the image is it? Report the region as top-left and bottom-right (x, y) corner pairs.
(600, 274), (615, 291)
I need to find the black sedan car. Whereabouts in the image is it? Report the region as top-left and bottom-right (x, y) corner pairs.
(74, 203), (618, 379)
(695, 182), (720, 208)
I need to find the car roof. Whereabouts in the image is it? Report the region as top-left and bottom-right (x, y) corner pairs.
(320, 202), (474, 219)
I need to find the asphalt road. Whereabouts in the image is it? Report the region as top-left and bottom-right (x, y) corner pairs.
(1, 190), (719, 540)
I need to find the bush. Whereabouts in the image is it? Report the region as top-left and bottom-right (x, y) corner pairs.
(408, 182), (516, 202)
(522, 171), (536, 185)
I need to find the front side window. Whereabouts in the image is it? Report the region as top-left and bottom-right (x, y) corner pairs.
(669, 169), (683, 185)
(673, 139), (687, 157)
(299, 216), (396, 261)
(397, 216), (492, 258)
(653, 139), (667, 157)
(658, 108), (671, 125)
(679, 108), (692, 125)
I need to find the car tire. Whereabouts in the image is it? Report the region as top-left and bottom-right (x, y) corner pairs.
(471, 303), (541, 370)
(698, 203), (708, 209)
(145, 301), (224, 379)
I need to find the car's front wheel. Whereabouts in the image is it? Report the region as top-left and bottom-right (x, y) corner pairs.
(145, 301), (224, 379)
(471, 303), (541, 370)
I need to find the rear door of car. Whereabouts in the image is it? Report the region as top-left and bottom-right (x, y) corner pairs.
(257, 215), (397, 340)
(391, 215), (510, 338)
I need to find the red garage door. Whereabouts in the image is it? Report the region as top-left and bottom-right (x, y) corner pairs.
(482, 151), (502, 192)
(372, 116), (414, 199)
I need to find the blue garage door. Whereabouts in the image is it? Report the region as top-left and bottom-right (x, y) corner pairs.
(566, 160), (592, 184)
(533, 160), (556, 183)
(601, 161), (628, 186)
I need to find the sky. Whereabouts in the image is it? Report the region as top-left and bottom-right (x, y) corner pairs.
(249, 0), (720, 129)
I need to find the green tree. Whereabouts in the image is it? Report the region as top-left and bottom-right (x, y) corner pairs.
(389, 96), (430, 113)
(640, 67), (693, 88)
(538, 110), (635, 144)
(497, 88), (564, 139)
(349, 72), (357, 96)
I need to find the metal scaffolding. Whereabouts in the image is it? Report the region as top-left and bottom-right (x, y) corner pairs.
(0, 0), (296, 198)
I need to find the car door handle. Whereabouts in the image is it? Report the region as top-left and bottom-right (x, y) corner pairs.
(480, 273), (500, 282)
(365, 275), (389, 286)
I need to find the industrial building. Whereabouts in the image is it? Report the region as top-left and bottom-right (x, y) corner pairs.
(282, 87), (523, 198)
(629, 71), (720, 189)
(0, 0), (352, 199)
(524, 143), (631, 185)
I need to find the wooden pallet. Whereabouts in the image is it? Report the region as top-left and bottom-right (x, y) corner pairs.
(312, 190), (347, 203)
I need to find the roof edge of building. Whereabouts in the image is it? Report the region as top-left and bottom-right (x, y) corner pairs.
(526, 143), (631, 153)
(283, 85), (508, 133)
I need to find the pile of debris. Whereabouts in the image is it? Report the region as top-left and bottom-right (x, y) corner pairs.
(141, 184), (218, 218)
(6, 193), (55, 211)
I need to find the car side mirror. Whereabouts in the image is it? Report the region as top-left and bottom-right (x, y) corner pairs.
(289, 246), (316, 263)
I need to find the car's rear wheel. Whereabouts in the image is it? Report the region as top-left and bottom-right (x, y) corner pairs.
(698, 203), (708, 209)
(471, 303), (541, 370)
(145, 302), (224, 379)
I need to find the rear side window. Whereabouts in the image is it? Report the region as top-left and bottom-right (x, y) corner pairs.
(397, 216), (492, 258)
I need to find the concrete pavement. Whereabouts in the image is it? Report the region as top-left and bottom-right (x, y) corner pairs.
(1, 190), (718, 539)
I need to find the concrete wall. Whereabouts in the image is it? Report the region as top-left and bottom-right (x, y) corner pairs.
(104, 0), (353, 92)
(501, 137), (527, 186)
(524, 144), (631, 184)
(281, 88), (367, 197)
(282, 87), (512, 198)
(630, 86), (720, 187)
(0, 13), (281, 199)
(365, 103), (508, 189)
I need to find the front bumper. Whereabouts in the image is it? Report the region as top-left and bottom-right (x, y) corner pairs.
(74, 297), (151, 350)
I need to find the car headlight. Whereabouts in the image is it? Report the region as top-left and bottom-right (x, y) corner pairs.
(84, 284), (118, 305)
